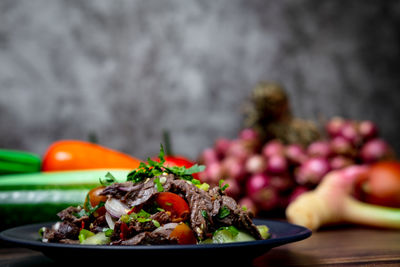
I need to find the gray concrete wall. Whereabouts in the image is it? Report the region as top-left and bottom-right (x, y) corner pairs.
(1, 0), (399, 160)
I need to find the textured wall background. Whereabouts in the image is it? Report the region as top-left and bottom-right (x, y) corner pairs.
(0, 0), (399, 160)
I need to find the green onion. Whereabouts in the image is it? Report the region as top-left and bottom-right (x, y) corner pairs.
(219, 179), (229, 192)
(102, 228), (114, 237)
(154, 177), (164, 192)
(152, 220), (160, 228)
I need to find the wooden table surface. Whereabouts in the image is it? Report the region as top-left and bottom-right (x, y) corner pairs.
(1, 225), (400, 266)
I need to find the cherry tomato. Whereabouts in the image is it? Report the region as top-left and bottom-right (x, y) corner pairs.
(84, 186), (107, 216)
(363, 161), (400, 208)
(155, 192), (190, 222)
(170, 223), (197, 245)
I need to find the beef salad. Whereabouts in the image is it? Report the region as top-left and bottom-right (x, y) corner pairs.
(40, 146), (269, 245)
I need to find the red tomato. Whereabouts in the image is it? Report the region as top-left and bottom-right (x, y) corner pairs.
(84, 186), (107, 216)
(170, 223), (197, 245)
(364, 161), (400, 208)
(155, 192), (190, 222)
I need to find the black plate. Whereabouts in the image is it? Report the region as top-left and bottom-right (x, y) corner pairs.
(0, 219), (311, 265)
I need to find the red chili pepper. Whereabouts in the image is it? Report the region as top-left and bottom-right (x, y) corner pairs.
(119, 222), (129, 240)
(80, 221), (85, 230)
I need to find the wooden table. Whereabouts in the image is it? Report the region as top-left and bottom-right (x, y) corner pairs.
(1, 225), (400, 266)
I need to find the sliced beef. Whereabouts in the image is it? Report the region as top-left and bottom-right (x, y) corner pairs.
(90, 215), (107, 233)
(57, 206), (89, 226)
(122, 175), (174, 207)
(170, 179), (214, 239)
(42, 221), (80, 243)
(100, 181), (137, 199)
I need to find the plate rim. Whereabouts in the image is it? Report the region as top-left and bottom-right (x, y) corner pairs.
(0, 219), (311, 251)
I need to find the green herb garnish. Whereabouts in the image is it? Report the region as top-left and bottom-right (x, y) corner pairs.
(219, 179), (229, 192)
(127, 144), (205, 183)
(218, 205), (230, 219)
(99, 172), (118, 186)
(75, 195), (105, 218)
(201, 210), (208, 219)
(154, 177), (164, 192)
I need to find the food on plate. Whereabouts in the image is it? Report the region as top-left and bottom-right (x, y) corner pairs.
(42, 140), (141, 171)
(40, 146), (269, 245)
(286, 166), (400, 231)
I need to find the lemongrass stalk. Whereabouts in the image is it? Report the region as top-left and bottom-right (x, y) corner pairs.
(343, 198), (400, 229)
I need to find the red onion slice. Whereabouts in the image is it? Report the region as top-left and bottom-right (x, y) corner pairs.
(105, 198), (129, 218)
(105, 212), (115, 230)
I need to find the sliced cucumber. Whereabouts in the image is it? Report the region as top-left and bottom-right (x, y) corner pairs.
(212, 226), (256, 243)
(81, 232), (110, 245)
(257, 225), (270, 239)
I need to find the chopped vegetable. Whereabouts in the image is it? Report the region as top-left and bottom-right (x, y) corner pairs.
(211, 226), (255, 243)
(81, 232), (110, 245)
(83, 186), (107, 217)
(257, 225), (270, 239)
(170, 223), (197, 244)
(155, 192), (190, 222)
(78, 229), (95, 243)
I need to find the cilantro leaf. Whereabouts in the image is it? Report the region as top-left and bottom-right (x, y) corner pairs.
(126, 144), (205, 184)
(99, 172), (118, 186)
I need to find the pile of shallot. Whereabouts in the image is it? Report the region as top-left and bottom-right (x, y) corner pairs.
(198, 117), (395, 216)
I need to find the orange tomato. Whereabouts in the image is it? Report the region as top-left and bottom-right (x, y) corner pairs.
(155, 192), (190, 222)
(170, 223), (197, 244)
(84, 186), (107, 216)
(42, 140), (141, 171)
